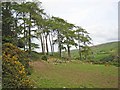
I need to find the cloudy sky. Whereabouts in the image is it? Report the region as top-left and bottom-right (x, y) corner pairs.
(29, 0), (119, 52)
(39, 0), (118, 45)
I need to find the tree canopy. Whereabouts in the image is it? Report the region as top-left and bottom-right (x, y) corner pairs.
(2, 1), (92, 59)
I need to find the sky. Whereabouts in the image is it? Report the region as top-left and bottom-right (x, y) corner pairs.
(31, 0), (119, 52)
(39, 0), (118, 44)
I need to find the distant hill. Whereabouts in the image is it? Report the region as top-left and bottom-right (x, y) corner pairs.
(91, 41), (119, 53)
(71, 41), (119, 61)
(90, 41), (119, 61)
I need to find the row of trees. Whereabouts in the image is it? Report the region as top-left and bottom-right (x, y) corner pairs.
(2, 1), (92, 60)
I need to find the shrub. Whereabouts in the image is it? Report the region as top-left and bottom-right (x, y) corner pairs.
(73, 56), (80, 60)
(2, 52), (33, 88)
(41, 55), (48, 61)
(100, 55), (114, 62)
(2, 43), (33, 88)
(2, 43), (30, 75)
(29, 51), (41, 61)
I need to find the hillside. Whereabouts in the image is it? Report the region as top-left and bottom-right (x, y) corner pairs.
(71, 41), (119, 62)
(91, 41), (119, 54)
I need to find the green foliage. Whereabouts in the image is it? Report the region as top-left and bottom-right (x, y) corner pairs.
(100, 54), (115, 62)
(2, 43), (31, 75)
(17, 39), (25, 48)
(41, 55), (48, 61)
(2, 43), (33, 88)
(70, 41), (119, 66)
(110, 61), (120, 67)
(2, 2), (45, 53)
(2, 2), (92, 59)
(29, 51), (42, 61)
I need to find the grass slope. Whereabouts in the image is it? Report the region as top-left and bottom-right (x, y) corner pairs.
(71, 41), (119, 61)
(30, 60), (118, 88)
(91, 42), (118, 52)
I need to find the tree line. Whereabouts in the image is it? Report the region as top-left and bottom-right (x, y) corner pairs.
(2, 1), (92, 60)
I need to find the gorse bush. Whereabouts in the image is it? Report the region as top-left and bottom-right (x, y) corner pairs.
(2, 43), (30, 75)
(2, 43), (33, 88)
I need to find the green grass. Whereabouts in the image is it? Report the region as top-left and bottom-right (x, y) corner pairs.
(71, 41), (119, 61)
(91, 41), (119, 52)
(29, 41), (119, 88)
(30, 60), (118, 88)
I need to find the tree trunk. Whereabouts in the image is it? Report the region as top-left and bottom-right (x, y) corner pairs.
(40, 34), (45, 54)
(52, 33), (55, 54)
(78, 32), (82, 60)
(49, 33), (53, 55)
(43, 34), (46, 55)
(67, 45), (71, 60)
(84, 42), (87, 60)
(28, 13), (31, 54)
(59, 45), (62, 57)
(14, 15), (18, 46)
(58, 30), (61, 57)
(23, 12), (26, 51)
(45, 35), (49, 55)
(79, 45), (82, 60)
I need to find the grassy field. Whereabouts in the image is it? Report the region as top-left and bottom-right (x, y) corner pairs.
(30, 60), (118, 88)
